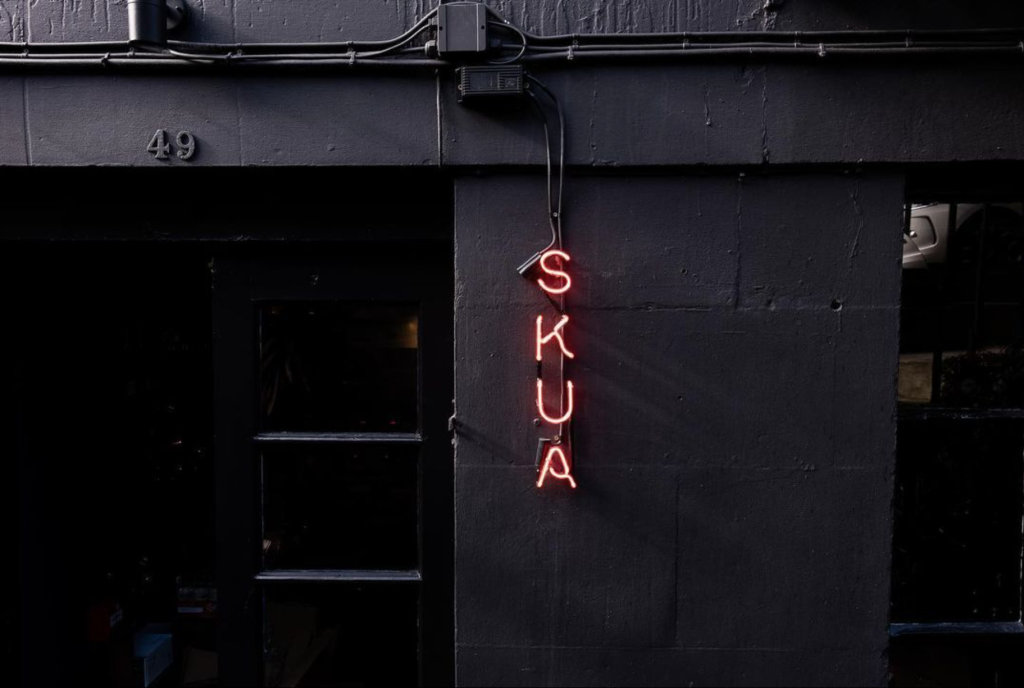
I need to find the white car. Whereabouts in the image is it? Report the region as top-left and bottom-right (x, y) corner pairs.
(903, 203), (1023, 269)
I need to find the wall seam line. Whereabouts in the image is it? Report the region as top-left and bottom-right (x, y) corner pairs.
(21, 76), (31, 165)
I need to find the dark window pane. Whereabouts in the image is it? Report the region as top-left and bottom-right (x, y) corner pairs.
(891, 637), (1024, 688)
(263, 585), (418, 688)
(892, 419), (1024, 623)
(260, 303), (419, 433)
(262, 447), (419, 571)
(900, 203), (1024, 407)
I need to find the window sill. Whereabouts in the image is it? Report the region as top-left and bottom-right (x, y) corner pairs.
(890, 621), (1024, 637)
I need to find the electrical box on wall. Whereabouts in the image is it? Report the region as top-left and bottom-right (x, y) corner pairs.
(457, 66), (525, 104)
(437, 2), (489, 57)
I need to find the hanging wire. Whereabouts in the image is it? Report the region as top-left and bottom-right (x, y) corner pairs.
(526, 89), (559, 254)
(526, 73), (566, 251)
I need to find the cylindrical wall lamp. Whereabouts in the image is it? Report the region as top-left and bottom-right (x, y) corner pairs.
(129, 0), (189, 46)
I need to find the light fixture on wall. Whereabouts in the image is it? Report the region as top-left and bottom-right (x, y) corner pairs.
(129, 0), (190, 47)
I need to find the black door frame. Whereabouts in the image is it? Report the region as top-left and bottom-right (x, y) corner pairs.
(212, 245), (455, 687)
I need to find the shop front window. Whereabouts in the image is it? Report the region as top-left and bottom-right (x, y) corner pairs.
(893, 201), (1024, 687)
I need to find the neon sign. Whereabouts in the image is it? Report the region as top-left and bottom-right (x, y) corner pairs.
(537, 445), (577, 489)
(536, 315), (575, 361)
(537, 249), (572, 295)
(536, 379), (575, 425)
(534, 249), (578, 489)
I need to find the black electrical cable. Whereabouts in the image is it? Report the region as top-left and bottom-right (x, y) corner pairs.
(0, 41), (127, 51)
(489, 10), (1024, 46)
(517, 39), (1024, 52)
(0, 56), (449, 69)
(3, 3), (1024, 70)
(488, 20), (528, 65)
(0, 7), (441, 54)
(527, 73), (566, 251)
(480, 4), (1024, 63)
(526, 89), (559, 253)
(3, 43), (1023, 70)
(163, 13), (436, 62)
(512, 44), (1024, 63)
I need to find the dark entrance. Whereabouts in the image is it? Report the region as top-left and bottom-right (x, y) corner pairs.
(4, 178), (454, 687)
(213, 249), (454, 687)
(6, 246), (218, 687)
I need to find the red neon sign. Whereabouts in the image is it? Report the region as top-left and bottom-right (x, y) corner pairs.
(532, 249), (578, 490)
(536, 379), (575, 425)
(537, 445), (578, 489)
(536, 315), (575, 362)
(537, 250), (572, 295)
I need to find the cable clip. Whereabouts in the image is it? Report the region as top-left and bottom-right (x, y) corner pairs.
(1019, 40), (1024, 54)
(101, 52), (111, 66)
(817, 42), (827, 57)
(794, 31), (802, 48)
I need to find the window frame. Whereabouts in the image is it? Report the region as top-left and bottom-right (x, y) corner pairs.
(213, 247), (454, 687)
(893, 186), (1024, 643)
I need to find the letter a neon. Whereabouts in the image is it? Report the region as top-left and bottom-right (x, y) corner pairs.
(537, 445), (577, 489)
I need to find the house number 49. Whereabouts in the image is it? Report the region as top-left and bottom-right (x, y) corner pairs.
(147, 130), (197, 161)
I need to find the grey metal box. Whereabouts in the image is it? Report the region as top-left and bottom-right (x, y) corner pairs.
(437, 2), (489, 56)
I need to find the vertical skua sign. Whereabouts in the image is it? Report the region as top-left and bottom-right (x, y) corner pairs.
(534, 250), (578, 489)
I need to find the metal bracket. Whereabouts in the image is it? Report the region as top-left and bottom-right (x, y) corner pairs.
(167, 0), (190, 32)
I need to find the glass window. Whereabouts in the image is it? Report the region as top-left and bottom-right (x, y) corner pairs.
(893, 420), (1024, 623)
(260, 303), (419, 433)
(262, 446), (419, 572)
(891, 638), (1024, 688)
(893, 201), (1024, 687)
(263, 585), (419, 688)
(899, 204), (1024, 407)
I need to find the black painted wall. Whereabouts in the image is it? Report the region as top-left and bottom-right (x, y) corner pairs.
(454, 172), (902, 687)
(2, 2), (1023, 686)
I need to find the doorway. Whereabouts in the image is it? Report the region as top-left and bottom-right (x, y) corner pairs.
(5, 241), (453, 687)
